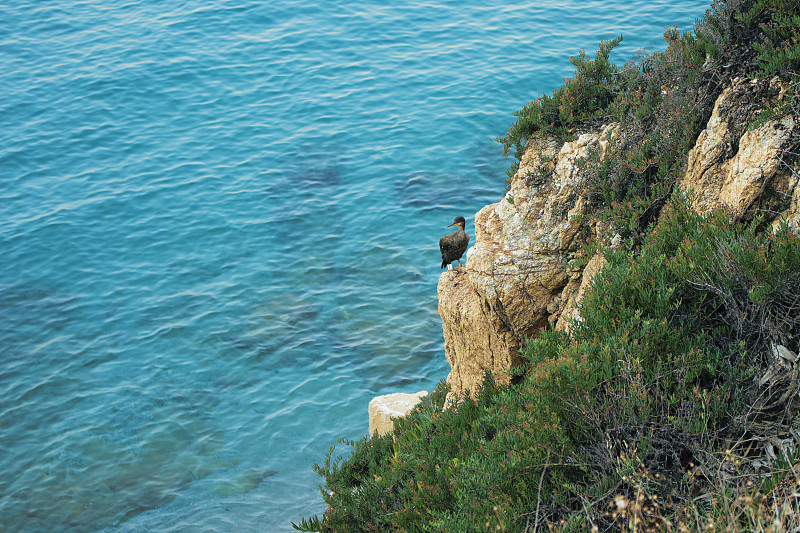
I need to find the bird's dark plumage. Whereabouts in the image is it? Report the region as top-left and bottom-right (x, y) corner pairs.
(439, 216), (469, 269)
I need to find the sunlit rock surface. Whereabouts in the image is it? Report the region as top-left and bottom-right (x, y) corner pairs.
(368, 391), (427, 437)
(680, 77), (799, 228)
(438, 124), (618, 403)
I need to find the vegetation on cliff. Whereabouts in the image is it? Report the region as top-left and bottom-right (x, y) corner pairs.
(295, 1), (800, 531)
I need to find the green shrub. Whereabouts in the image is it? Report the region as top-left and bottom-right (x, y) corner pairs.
(297, 196), (800, 531)
(496, 36), (622, 183)
(740, 0), (800, 78)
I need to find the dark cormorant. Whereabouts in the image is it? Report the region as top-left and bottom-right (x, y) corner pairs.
(439, 216), (469, 269)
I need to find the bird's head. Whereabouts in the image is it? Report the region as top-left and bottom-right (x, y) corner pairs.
(447, 216), (466, 229)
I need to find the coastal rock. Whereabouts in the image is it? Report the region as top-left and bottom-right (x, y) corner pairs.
(437, 78), (800, 405)
(680, 77), (799, 226)
(438, 124), (618, 402)
(368, 391), (427, 437)
(554, 252), (608, 333)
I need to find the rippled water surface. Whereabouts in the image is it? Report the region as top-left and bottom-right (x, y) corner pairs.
(2, 0), (708, 530)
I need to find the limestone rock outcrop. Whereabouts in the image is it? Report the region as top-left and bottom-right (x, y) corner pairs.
(438, 124), (618, 402)
(438, 77), (800, 404)
(554, 251), (608, 333)
(681, 77), (800, 229)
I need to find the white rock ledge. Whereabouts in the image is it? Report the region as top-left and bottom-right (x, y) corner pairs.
(368, 391), (427, 437)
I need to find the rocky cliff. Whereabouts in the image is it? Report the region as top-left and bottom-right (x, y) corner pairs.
(438, 76), (800, 403)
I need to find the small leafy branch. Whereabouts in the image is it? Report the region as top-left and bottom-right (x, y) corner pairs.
(740, 0), (800, 78)
(496, 36), (623, 183)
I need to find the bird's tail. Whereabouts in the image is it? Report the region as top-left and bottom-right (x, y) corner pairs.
(441, 259), (447, 269)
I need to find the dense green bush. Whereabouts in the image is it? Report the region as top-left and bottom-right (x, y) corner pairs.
(741, 0), (800, 78)
(296, 196), (800, 531)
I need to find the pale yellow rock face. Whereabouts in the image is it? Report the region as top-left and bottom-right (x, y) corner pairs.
(555, 252), (608, 333)
(368, 391), (427, 437)
(438, 124), (618, 403)
(681, 77), (799, 227)
(437, 268), (523, 404)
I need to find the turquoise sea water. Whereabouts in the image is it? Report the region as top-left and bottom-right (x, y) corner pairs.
(2, 1), (708, 531)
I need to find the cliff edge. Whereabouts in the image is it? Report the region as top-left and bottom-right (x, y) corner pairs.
(439, 76), (799, 403)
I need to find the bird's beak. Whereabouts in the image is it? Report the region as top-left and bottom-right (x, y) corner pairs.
(447, 222), (456, 228)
